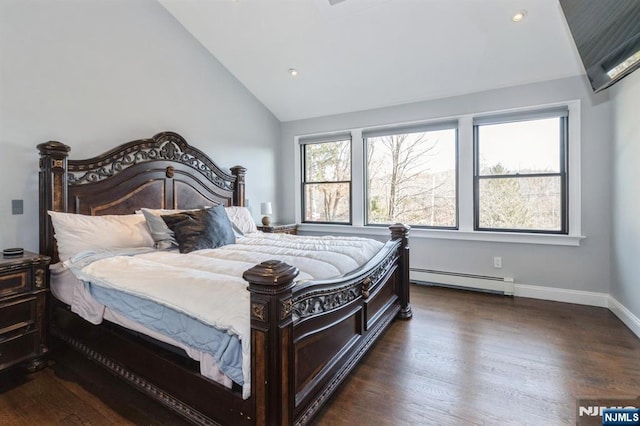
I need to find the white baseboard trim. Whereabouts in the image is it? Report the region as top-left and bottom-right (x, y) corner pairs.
(501, 284), (640, 339)
(608, 296), (640, 339)
(513, 283), (610, 308)
(415, 277), (640, 340)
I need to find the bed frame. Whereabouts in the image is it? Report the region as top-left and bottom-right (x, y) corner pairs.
(38, 131), (412, 425)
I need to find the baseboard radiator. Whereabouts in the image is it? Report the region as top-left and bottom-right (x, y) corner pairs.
(410, 268), (515, 296)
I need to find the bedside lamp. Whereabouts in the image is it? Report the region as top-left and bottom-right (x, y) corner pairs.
(260, 202), (272, 226)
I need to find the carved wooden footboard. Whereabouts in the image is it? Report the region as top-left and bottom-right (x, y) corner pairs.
(245, 224), (411, 425)
(38, 132), (412, 425)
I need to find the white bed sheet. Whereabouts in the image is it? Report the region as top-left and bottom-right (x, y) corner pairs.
(52, 232), (386, 400)
(49, 263), (233, 389)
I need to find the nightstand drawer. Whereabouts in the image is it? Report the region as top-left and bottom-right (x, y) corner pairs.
(0, 269), (30, 296)
(0, 296), (36, 337)
(0, 331), (37, 369)
(0, 252), (49, 373)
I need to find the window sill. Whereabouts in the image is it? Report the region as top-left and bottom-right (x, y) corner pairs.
(297, 223), (585, 246)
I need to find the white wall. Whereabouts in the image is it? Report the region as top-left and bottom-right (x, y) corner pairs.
(0, 0), (280, 252)
(280, 76), (611, 294)
(610, 70), (640, 320)
(0, 0), (620, 307)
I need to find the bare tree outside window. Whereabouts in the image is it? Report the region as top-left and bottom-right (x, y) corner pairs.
(303, 140), (351, 223)
(366, 128), (457, 227)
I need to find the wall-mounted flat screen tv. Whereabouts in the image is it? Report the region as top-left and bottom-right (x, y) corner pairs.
(560, 0), (640, 92)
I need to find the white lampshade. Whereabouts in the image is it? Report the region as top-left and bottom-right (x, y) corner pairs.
(260, 202), (273, 215)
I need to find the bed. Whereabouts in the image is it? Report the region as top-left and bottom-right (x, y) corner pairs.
(37, 131), (412, 425)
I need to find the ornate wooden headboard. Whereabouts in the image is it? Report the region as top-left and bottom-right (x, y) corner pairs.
(38, 131), (246, 262)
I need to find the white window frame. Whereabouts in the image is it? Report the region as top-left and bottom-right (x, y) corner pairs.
(473, 106), (569, 234)
(294, 100), (583, 246)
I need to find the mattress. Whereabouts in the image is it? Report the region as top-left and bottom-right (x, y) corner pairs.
(49, 263), (234, 388)
(53, 233), (385, 399)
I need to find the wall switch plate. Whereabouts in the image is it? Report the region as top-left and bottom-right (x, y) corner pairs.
(11, 199), (23, 215)
(493, 256), (502, 268)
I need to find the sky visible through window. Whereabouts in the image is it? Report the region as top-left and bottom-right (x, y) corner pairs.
(478, 118), (561, 174)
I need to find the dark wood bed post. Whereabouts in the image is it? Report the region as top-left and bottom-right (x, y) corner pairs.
(230, 166), (247, 207)
(37, 141), (70, 259)
(243, 261), (299, 426)
(390, 223), (413, 319)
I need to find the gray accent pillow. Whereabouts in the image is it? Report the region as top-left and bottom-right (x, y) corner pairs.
(161, 205), (236, 254)
(141, 209), (178, 249)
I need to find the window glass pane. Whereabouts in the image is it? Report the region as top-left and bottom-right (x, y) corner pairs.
(478, 176), (562, 231)
(304, 183), (350, 223)
(304, 140), (351, 182)
(478, 118), (561, 175)
(366, 129), (456, 227)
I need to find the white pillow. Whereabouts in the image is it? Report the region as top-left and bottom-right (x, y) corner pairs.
(224, 206), (258, 235)
(48, 211), (154, 261)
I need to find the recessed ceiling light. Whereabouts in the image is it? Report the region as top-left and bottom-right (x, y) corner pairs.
(512, 10), (527, 22)
(288, 68), (299, 77)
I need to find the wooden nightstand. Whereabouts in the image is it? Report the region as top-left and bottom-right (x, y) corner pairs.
(0, 251), (50, 373)
(257, 224), (298, 235)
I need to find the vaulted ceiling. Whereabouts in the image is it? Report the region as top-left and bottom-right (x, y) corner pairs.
(159, 0), (585, 122)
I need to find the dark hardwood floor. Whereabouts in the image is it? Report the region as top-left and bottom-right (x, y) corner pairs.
(1, 285), (639, 425)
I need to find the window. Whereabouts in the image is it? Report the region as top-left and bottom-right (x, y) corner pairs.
(295, 102), (580, 245)
(364, 122), (457, 227)
(473, 108), (568, 233)
(300, 134), (351, 224)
